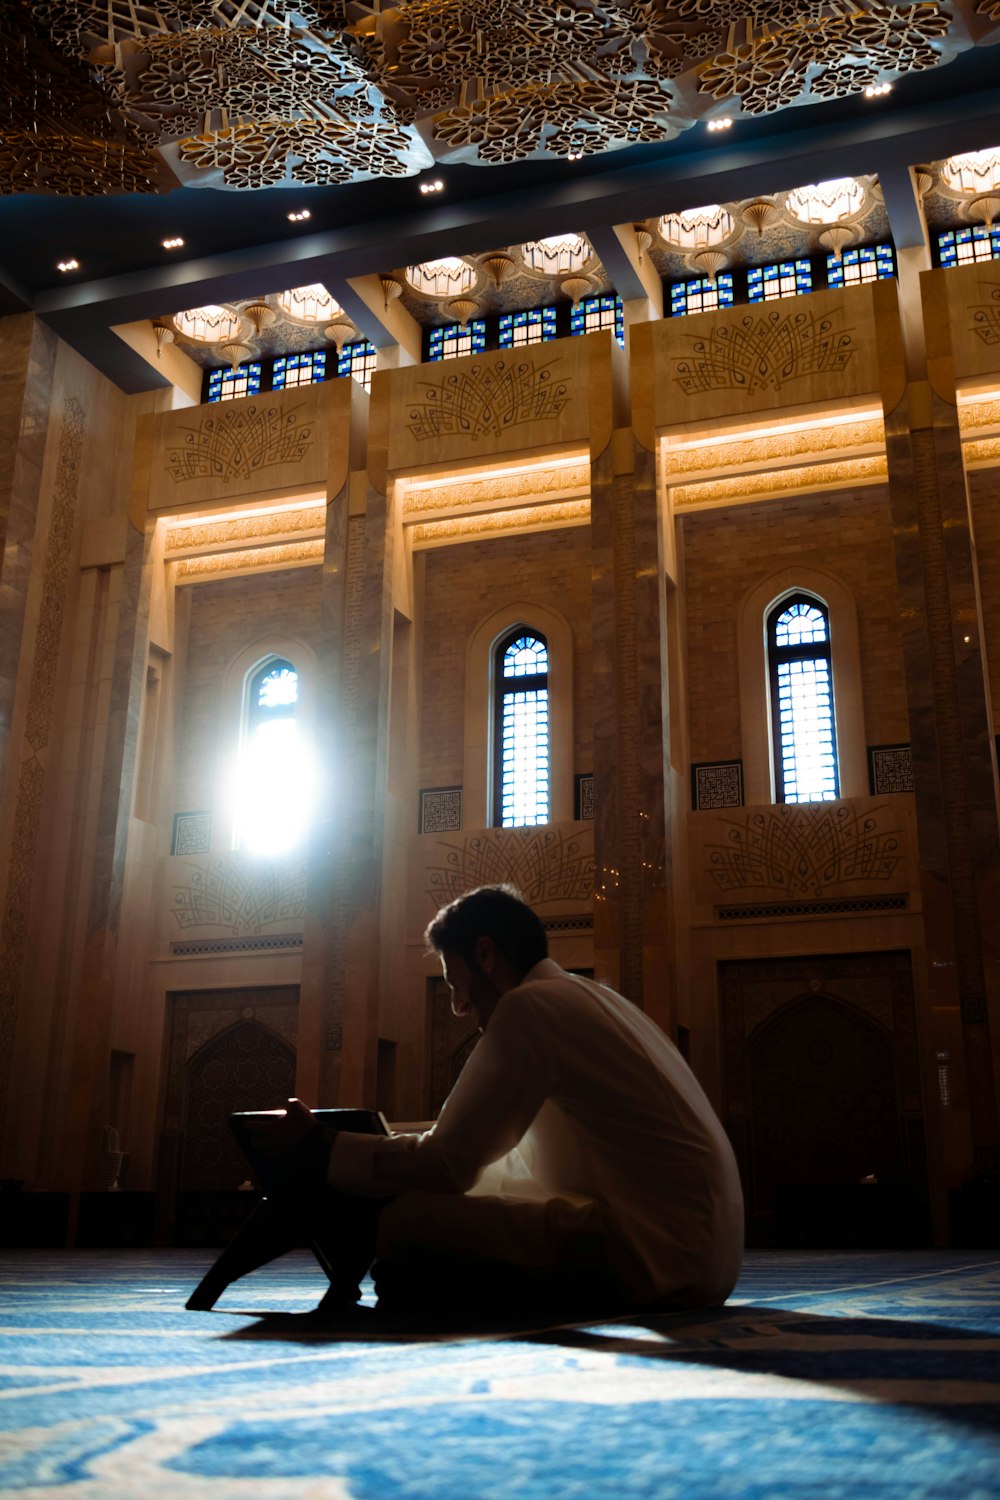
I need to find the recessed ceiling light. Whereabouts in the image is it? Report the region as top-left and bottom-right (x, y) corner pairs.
(162, 236), (185, 249)
(419, 179), (445, 194)
(864, 82), (892, 97)
(56, 258), (79, 272)
(707, 118), (733, 132)
(287, 208), (311, 222)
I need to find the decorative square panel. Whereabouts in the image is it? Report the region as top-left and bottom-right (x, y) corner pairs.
(172, 811), (211, 855)
(868, 744), (914, 795)
(420, 787), (462, 834)
(575, 774), (594, 821)
(692, 761), (744, 811)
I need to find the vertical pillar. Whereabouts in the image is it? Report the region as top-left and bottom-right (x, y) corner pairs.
(0, 316), (58, 1145)
(875, 277), (1000, 1182)
(591, 431), (674, 1028)
(301, 378), (393, 1108)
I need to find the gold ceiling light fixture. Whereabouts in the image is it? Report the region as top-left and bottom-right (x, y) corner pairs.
(818, 225), (856, 262)
(447, 296), (480, 327)
(691, 248), (728, 283)
(741, 199), (780, 237)
(151, 319), (174, 359)
(560, 275), (593, 307)
(218, 339), (255, 372)
(324, 315), (357, 350)
(633, 225), (654, 262)
(241, 301), (277, 338)
(482, 253), (517, 289)
(276, 284), (343, 324)
(171, 304), (243, 344)
(380, 275), (404, 310)
(785, 177), (866, 261)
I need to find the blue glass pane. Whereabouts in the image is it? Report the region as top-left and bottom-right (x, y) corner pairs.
(502, 634), (548, 677)
(336, 340), (377, 390)
(570, 294), (624, 348)
(498, 306), (558, 348)
(271, 351), (328, 391)
(827, 243), (895, 287)
(428, 321), (488, 361)
(938, 226), (1000, 268)
(206, 362), (262, 402)
(748, 260), (812, 302)
(668, 275), (734, 316)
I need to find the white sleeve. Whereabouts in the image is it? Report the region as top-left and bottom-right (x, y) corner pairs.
(327, 992), (553, 1196)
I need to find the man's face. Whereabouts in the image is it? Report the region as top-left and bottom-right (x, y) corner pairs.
(440, 946), (500, 1030)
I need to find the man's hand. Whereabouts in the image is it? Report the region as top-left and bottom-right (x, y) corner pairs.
(242, 1098), (317, 1160)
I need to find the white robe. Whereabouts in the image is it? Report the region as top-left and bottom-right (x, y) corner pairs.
(327, 958), (744, 1306)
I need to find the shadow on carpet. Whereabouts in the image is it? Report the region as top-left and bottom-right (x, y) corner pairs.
(1, 1249), (998, 1498)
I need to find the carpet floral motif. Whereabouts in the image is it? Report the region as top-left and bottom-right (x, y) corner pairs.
(1, 1251), (998, 1497)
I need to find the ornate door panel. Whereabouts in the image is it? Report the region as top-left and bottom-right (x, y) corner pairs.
(719, 952), (927, 1245)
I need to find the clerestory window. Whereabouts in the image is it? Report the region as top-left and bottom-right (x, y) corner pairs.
(767, 594), (839, 803)
(493, 629), (550, 826)
(235, 656), (314, 854)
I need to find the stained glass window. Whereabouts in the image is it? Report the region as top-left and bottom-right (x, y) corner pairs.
(937, 226), (1000, 268)
(494, 629), (549, 827)
(768, 595), (839, 803)
(570, 294), (624, 348)
(669, 275), (735, 316)
(337, 339), (377, 391)
(207, 361), (262, 402)
(747, 261), (812, 302)
(826, 244), (895, 287)
(498, 307), (558, 347)
(272, 351), (328, 390)
(428, 321), (488, 360)
(236, 657), (314, 854)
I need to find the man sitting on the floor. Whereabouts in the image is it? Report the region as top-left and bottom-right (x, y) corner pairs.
(233, 883), (744, 1317)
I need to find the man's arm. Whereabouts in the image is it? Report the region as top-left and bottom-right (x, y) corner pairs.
(328, 991), (553, 1196)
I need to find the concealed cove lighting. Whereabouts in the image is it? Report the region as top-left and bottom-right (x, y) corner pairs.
(162, 236), (185, 249)
(707, 118), (733, 132)
(419, 179), (444, 194)
(57, 258), (79, 272)
(864, 82), (892, 98)
(287, 208), (311, 222)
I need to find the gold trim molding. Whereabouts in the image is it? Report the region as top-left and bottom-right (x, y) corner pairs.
(672, 455), (887, 509)
(412, 498), (590, 548)
(174, 538), (324, 579)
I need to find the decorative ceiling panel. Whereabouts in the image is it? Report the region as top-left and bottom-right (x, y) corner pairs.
(2, 0), (994, 196)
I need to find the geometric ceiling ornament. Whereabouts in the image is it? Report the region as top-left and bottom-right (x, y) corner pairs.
(520, 235), (593, 277)
(785, 177), (868, 225)
(1, 0), (985, 195)
(276, 284), (344, 324)
(658, 204), (737, 250)
(171, 304), (244, 343)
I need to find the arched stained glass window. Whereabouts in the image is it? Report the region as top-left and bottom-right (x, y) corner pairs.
(768, 595), (839, 803)
(236, 657), (314, 853)
(494, 629), (549, 826)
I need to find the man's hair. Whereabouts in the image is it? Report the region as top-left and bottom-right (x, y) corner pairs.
(424, 884), (548, 976)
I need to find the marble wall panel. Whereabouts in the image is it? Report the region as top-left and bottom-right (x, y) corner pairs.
(142, 380), (344, 514)
(931, 260), (1000, 383)
(644, 284), (884, 433)
(385, 333), (610, 476)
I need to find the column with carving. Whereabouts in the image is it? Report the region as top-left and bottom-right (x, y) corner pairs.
(300, 379), (392, 1109)
(591, 432), (674, 1028)
(875, 279), (1000, 1191)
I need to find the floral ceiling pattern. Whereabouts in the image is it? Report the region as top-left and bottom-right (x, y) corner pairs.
(0, 0), (994, 195)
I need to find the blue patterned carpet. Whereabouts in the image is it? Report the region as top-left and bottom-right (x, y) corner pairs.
(1, 1248), (998, 1498)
